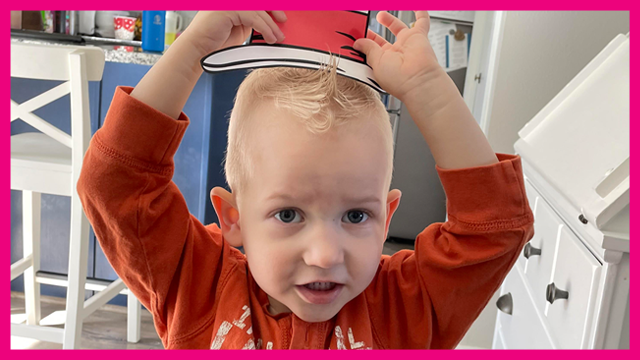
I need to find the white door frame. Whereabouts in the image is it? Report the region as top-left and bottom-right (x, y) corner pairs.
(463, 11), (507, 134)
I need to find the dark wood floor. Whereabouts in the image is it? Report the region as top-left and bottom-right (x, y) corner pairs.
(11, 240), (414, 349)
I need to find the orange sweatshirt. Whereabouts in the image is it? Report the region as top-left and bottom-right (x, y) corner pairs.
(78, 86), (534, 349)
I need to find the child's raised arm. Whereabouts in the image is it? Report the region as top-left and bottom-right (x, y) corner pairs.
(77, 12), (287, 347)
(355, 12), (533, 349)
(131, 11), (287, 119)
(354, 11), (498, 170)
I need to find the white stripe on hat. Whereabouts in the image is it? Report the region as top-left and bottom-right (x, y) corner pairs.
(201, 45), (386, 93)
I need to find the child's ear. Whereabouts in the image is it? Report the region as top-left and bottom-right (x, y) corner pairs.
(210, 186), (243, 247)
(383, 189), (402, 241)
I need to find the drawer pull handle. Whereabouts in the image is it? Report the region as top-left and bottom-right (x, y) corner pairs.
(496, 293), (513, 315)
(546, 283), (569, 304)
(523, 243), (542, 259)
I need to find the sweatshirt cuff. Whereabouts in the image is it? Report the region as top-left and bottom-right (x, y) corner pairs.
(436, 154), (533, 230)
(96, 86), (190, 167)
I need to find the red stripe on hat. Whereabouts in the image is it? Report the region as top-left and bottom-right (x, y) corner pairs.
(251, 11), (369, 63)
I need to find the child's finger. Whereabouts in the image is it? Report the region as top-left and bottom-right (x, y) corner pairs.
(254, 12), (284, 42)
(366, 30), (391, 48)
(413, 11), (431, 35)
(246, 14), (275, 43)
(258, 11), (286, 41)
(352, 38), (383, 67)
(414, 11), (430, 19)
(377, 11), (409, 37)
(268, 11), (288, 23)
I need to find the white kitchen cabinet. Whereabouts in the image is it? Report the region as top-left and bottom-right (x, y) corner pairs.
(523, 196), (561, 312)
(492, 34), (630, 349)
(494, 263), (555, 349)
(545, 225), (602, 349)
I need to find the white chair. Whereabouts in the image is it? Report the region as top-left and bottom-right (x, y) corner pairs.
(10, 42), (141, 349)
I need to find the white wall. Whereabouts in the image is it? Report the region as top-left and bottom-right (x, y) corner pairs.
(486, 11), (629, 154)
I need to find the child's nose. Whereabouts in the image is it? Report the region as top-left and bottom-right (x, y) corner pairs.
(302, 225), (345, 269)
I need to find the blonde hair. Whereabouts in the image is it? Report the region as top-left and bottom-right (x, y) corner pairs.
(224, 55), (394, 197)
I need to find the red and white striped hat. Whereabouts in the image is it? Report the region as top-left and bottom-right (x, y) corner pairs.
(200, 11), (386, 94)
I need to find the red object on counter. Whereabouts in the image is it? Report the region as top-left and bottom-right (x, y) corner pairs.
(114, 16), (135, 32)
(113, 46), (134, 52)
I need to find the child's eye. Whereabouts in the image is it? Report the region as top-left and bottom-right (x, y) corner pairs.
(274, 209), (302, 224)
(342, 210), (369, 224)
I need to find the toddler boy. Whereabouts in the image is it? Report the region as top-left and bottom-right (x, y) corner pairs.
(78, 11), (534, 349)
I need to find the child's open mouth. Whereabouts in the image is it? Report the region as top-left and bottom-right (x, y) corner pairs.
(305, 282), (337, 291)
(296, 282), (344, 305)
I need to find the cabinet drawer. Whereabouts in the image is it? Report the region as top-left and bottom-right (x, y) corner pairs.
(523, 198), (562, 312)
(544, 225), (601, 349)
(496, 266), (554, 349)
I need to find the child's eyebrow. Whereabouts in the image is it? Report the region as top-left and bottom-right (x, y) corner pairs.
(265, 192), (382, 205)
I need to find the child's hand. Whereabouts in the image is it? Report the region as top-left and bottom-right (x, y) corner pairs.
(130, 11), (286, 120)
(183, 11), (287, 56)
(353, 11), (442, 104)
(356, 11), (498, 170)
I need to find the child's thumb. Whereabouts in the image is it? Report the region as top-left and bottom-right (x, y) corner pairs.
(353, 39), (382, 65)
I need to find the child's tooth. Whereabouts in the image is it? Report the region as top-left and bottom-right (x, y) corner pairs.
(305, 282), (336, 290)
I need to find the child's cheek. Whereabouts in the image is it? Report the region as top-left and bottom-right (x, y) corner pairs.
(265, 222), (299, 238)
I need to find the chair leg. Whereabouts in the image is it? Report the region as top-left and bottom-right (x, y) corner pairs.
(22, 191), (41, 325)
(127, 292), (141, 343)
(62, 194), (90, 349)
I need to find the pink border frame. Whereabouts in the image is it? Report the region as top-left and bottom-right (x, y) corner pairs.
(4, 1), (635, 354)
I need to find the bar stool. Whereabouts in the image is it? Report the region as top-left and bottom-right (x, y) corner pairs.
(10, 42), (141, 349)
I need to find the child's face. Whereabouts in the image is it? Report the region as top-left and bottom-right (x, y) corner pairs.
(212, 103), (401, 322)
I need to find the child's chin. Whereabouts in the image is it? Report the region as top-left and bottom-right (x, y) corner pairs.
(293, 304), (341, 323)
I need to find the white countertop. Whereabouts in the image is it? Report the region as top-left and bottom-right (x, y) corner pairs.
(11, 37), (163, 66)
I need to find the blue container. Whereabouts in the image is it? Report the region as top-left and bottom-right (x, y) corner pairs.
(142, 11), (166, 52)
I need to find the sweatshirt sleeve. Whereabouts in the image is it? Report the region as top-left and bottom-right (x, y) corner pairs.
(365, 154), (534, 349)
(77, 86), (235, 347)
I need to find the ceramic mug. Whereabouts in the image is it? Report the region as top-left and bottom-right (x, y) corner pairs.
(114, 15), (136, 40)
